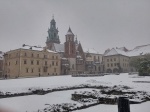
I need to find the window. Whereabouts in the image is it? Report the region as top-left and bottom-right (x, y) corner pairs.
(45, 61), (47, 65)
(107, 59), (109, 62)
(94, 56), (96, 61)
(99, 66), (100, 71)
(37, 60), (39, 65)
(107, 64), (109, 67)
(24, 60), (27, 64)
(56, 56), (58, 59)
(31, 60), (34, 65)
(9, 62), (10, 66)
(31, 53), (34, 57)
(24, 52), (27, 57)
(43, 67), (47, 72)
(114, 58), (116, 61)
(52, 61), (54, 66)
(38, 68), (40, 72)
(44, 55), (47, 58)
(52, 56), (54, 59)
(111, 59), (112, 61)
(114, 63), (116, 66)
(111, 63), (113, 67)
(16, 61), (18, 65)
(26, 68), (28, 73)
(37, 54), (39, 58)
(56, 62), (58, 66)
(31, 68), (34, 73)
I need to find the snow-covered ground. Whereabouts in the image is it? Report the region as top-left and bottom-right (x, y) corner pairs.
(74, 102), (150, 112)
(0, 73), (150, 112)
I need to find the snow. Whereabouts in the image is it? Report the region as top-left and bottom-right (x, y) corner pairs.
(104, 44), (150, 57)
(22, 46), (43, 51)
(53, 43), (64, 52)
(0, 51), (4, 60)
(74, 102), (150, 112)
(0, 89), (96, 112)
(127, 44), (150, 57)
(66, 32), (74, 35)
(83, 48), (99, 54)
(0, 73), (150, 94)
(21, 46), (57, 53)
(0, 73), (150, 111)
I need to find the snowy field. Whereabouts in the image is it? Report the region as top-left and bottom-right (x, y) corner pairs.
(0, 73), (150, 112)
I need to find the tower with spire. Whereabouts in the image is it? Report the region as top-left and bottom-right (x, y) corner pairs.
(46, 16), (60, 50)
(64, 27), (76, 58)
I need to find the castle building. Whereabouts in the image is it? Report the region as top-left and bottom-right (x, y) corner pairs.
(3, 47), (61, 78)
(46, 17), (85, 75)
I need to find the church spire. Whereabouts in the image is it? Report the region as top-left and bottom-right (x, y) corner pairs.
(46, 15), (60, 50)
(66, 27), (74, 35)
(75, 35), (78, 44)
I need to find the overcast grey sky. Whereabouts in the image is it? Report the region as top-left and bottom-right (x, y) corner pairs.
(0, 0), (150, 53)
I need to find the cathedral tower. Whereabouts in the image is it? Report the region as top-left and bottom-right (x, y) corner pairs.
(64, 27), (76, 58)
(46, 16), (60, 49)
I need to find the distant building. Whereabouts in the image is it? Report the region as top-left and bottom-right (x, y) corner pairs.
(103, 48), (130, 73)
(3, 47), (61, 78)
(84, 48), (103, 74)
(46, 17), (85, 75)
(103, 44), (150, 73)
(0, 51), (4, 77)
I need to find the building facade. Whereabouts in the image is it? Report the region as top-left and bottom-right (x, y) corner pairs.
(0, 51), (4, 77)
(3, 47), (61, 78)
(84, 49), (103, 74)
(103, 48), (131, 73)
(104, 55), (130, 73)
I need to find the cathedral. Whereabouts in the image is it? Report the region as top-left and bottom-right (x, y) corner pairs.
(46, 17), (85, 75)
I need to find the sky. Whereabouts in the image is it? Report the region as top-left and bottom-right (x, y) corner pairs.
(0, 0), (150, 53)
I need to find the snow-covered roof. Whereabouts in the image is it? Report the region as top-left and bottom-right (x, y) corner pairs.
(21, 46), (57, 53)
(127, 44), (150, 57)
(76, 55), (82, 58)
(0, 52), (4, 60)
(66, 27), (74, 35)
(83, 48), (99, 54)
(104, 44), (150, 57)
(22, 46), (43, 51)
(53, 43), (64, 52)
